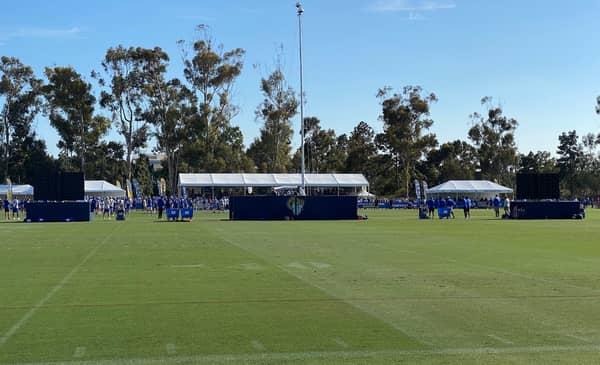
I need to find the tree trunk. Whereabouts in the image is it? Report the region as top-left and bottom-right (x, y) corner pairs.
(3, 108), (9, 179)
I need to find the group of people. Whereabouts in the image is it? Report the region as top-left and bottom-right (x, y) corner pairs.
(2, 197), (23, 220)
(425, 194), (510, 219)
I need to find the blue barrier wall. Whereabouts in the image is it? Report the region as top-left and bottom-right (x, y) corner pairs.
(230, 196), (357, 220)
(510, 201), (582, 219)
(25, 202), (90, 222)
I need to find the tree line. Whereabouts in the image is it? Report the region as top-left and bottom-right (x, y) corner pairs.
(2, 27), (600, 198)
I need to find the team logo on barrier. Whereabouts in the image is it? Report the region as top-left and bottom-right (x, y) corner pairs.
(287, 197), (305, 217)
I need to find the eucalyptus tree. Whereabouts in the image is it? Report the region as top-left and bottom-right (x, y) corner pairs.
(44, 66), (110, 177)
(0, 56), (44, 181)
(467, 97), (518, 186)
(247, 66), (298, 172)
(178, 26), (247, 172)
(375, 86), (438, 197)
(346, 121), (377, 175)
(93, 46), (154, 181)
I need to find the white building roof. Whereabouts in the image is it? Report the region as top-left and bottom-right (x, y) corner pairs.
(179, 173), (369, 188)
(426, 180), (512, 194)
(85, 180), (126, 196)
(0, 184), (34, 196)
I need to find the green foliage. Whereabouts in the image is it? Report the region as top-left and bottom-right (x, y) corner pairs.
(43, 66), (109, 176)
(375, 86), (438, 197)
(468, 97), (518, 187)
(94, 46), (155, 181)
(424, 140), (477, 185)
(132, 155), (154, 196)
(0, 56), (44, 182)
(247, 67), (298, 172)
(179, 26), (248, 173)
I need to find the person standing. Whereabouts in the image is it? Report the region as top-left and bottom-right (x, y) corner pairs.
(426, 197), (435, 218)
(463, 196), (471, 219)
(157, 196), (165, 220)
(504, 196), (511, 216)
(3, 198), (9, 220)
(493, 194), (501, 218)
(446, 196), (456, 219)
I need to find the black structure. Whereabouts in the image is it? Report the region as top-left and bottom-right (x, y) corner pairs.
(516, 173), (559, 200)
(510, 201), (582, 220)
(28, 171), (88, 223)
(229, 196), (357, 221)
(25, 202), (90, 222)
(33, 172), (84, 201)
(512, 173), (582, 219)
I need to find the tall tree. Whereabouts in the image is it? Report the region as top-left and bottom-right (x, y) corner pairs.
(179, 26), (246, 172)
(94, 46), (153, 182)
(44, 66), (109, 176)
(298, 117), (345, 173)
(0, 56), (44, 181)
(143, 48), (199, 193)
(425, 140), (477, 185)
(375, 86), (438, 197)
(247, 66), (298, 172)
(346, 121), (377, 174)
(556, 130), (584, 197)
(468, 97), (518, 186)
(518, 151), (557, 173)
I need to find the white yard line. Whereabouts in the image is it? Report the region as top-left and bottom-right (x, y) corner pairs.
(487, 334), (514, 345)
(73, 347), (86, 358)
(333, 338), (349, 348)
(8, 344), (600, 365)
(251, 340), (265, 351)
(166, 343), (176, 355)
(0, 227), (118, 347)
(565, 334), (592, 343)
(217, 237), (427, 347)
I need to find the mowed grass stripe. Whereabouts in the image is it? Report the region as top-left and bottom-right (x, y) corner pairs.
(0, 212), (419, 364)
(0, 225), (120, 348)
(6, 343), (600, 365)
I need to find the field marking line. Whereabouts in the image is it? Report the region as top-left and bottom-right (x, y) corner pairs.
(565, 334), (592, 343)
(215, 236), (428, 348)
(8, 344), (600, 365)
(166, 343), (176, 355)
(0, 226), (119, 348)
(170, 264), (205, 268)
(333, 337), (349, 348)
(487, 334), (514, 345)
(251, 340), (265, 352)
(73, 347), (86, 358)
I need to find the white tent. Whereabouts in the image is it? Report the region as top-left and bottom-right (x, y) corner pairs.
(178, 173), (369, 189)
(426, 180), (512, 196)
(85, 180), (126, 197)
(0, 184), (34, 196)
(357, 188), (375, 198)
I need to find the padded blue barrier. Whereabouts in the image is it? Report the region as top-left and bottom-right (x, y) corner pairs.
(180, 208), (194, 220)
(437, 207), (451, 219)
(166, 208), (180, 220)
(510, 201), (583, 219)
(230, 196), (357, 220)
(116, 211), (126, 221)
(25, 202), (91, 222)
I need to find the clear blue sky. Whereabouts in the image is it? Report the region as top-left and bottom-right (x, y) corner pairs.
(2, 0), (599, 157)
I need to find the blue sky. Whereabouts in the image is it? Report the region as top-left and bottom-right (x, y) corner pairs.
(2, 0), (599, 157)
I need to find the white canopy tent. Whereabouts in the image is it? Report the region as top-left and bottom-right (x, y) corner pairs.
(0, 184), (34, 196)
(179, 173), (369, 189)
(426, 180), (512, 197)
(85, 180), (126, 197)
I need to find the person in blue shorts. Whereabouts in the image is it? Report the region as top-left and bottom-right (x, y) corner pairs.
(493, 194), (501, 218)
(426, 197), (435, 218)
(446, 196), (456, 219)
(463, 196), (471, 219)
(3, 198), (9, 220)
(12, 198), (20, 220)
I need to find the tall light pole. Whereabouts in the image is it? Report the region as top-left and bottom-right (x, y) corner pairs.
(296, 2), (305, 191)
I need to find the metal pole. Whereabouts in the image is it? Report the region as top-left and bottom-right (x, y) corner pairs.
(297, 2), (305, 190)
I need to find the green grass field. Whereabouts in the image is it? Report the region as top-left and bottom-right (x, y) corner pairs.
(2, 208), (600, 364)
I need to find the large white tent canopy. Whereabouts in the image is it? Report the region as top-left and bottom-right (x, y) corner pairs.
(85, 180), (126, 197)
(0, 184), (34, 196)
(426, 180), (512, 195)
(179, 173), (369, 189)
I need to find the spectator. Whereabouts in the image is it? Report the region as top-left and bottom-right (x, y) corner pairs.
(463, 196), (471, 219)
(504, 196), (511, 216)
(493, 194), (501, 218)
